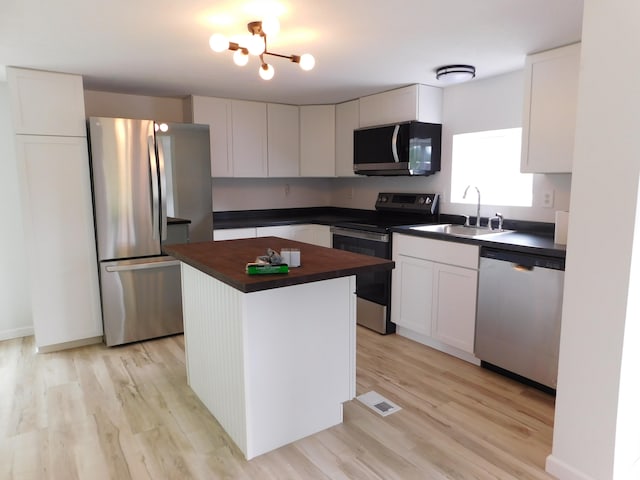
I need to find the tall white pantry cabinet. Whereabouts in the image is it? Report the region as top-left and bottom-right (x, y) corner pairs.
(7, 67), (103, 352)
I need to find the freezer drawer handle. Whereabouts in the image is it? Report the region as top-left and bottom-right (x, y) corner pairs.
(106, 260), (181, 272)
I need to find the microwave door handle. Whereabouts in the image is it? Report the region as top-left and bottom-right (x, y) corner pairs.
(148, 135), (160, 240)
(391, 124), (400, 163)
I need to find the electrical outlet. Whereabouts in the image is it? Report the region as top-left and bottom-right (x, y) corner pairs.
(542, 190), (555, 208)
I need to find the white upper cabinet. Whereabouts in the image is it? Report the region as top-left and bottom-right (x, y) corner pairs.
(521, 43), (581, 173)
(231, 100), (268, 177)
(300, 105), (336, 177)
(7, 67), (87, 137)
(335, 100), (359, 177)
(191, 95), (233, 177)
(267, 103), (300, 177)
(359, 84), (443, 127)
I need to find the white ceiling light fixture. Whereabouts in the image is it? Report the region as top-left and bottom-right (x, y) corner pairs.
(435, 64), (476, 84)
(209, 19), (315, 81)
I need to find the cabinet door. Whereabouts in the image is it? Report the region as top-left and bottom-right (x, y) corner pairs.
(335, 100), (359, 177)
(300, 105), (336, 177)
(15, 135), (103, 349)
(256, 224), (331, 247)
(191, 96), (233, 177)
(521, 43), (581, 173)
(7, 67), (86, 137)
(256, 225), (294, 239)
(267, 104), (299, 177)
(391, 254), (434, 335)
(431, 264), (478, 353)
(359, 85), (418, 128)
(232, 100), (268, 177)
(213, 228), (257, 240)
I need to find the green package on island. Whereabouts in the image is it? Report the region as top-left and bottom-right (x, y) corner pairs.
(246, 263), (289, 275)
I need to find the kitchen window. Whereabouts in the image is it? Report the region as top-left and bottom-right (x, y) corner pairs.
(450, 128), (533, 207)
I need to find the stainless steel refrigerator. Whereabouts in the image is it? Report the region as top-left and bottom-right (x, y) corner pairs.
(87, 117), (212, 346)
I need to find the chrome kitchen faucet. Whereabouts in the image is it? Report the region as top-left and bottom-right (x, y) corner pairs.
(463, 185), (481, 227)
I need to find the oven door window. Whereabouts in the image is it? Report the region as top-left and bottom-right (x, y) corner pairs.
(332, 234), (390, 306)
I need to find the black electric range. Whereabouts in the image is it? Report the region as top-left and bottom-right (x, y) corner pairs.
(333, 192), (440, 234)
(330, 192), (440, 334)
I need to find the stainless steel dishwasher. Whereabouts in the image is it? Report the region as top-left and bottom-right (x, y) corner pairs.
(475, 247), (565, 390)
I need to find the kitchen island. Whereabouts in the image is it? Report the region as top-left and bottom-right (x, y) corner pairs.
(163, 237), (394, 459)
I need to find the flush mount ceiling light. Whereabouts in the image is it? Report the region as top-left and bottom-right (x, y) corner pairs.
(435, 64), (476, 84)
(209, 18), (315, 81)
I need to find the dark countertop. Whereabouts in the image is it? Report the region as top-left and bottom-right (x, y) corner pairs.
(163, 236), (395, 293)
(392, 226), (566, 258)
(213, 207), (377, 229)
(212, 207), (566, 258)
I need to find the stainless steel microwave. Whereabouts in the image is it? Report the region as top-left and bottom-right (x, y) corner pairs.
(354, 121), (442, 176)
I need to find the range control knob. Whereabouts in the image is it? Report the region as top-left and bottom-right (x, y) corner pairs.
(417, 196), (425, 204)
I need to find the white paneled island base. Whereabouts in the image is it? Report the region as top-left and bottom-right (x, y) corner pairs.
(180, 263), (356, 460)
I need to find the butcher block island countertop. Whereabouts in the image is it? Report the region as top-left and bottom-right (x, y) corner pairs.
(163, 237), (394, 460)
(163, 236), (394, 292)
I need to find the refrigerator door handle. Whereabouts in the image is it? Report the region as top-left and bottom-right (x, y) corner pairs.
(105, 259), (181, 272)
(148, 135), (160, 240)
(157, 137), (168, 241)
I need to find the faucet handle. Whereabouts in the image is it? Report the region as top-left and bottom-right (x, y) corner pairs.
(462, 215), (470, 227)
(490, 212), (504, 231)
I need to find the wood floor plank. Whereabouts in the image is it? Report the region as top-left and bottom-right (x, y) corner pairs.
(0, 327), (555, 479)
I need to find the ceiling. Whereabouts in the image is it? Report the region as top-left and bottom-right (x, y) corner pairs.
(0, 0), (584, 105)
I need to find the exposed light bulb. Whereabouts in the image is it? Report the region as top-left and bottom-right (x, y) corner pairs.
(233, 49), (249, 66)
(299, 53), (315, 71)
(259, 63), (275, 80)
(261, 16), (280, 36)
(209, 33), (229, 53)
(159, 123), (169, 132)
(247, 34), (265, 56)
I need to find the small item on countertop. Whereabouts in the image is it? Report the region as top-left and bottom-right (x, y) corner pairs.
(247, 248), (289, 274)
(289, 248), (301, 267)
(256, 247), (285, 265)
(246, 263), (289, 275)
(280, 248), (291, 265)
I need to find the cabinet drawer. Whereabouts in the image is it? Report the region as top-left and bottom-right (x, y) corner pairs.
(393, 233), (479, 269)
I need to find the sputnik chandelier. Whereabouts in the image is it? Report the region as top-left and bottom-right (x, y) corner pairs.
(208, 17), (315, 80)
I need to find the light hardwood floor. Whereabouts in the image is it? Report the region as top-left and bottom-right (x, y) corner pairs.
(0, 327), (555, 479)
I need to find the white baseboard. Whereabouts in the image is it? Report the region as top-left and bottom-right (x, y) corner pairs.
(546, 454), (595, 480)
(396, 326), (481, 366)
(36, 335), (103, 353)
(0, 326), (34, 342)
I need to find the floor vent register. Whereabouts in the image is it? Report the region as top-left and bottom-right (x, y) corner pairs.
(356, 391), (402, 417)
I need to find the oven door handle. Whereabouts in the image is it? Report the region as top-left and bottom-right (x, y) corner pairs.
(331, 227), (389, 243)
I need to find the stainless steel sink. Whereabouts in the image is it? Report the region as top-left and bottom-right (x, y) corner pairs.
(409, 224), (513, 239)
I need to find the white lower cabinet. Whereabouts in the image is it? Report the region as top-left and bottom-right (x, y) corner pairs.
(214, 224), (331, 247)
(256, 224), (331, 247)
(213, 227), (257, 240)
(392, 233), (479, 363)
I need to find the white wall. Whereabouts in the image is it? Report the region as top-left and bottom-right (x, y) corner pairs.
(212, 177), (332, 212)
(0, 82), (33, 340)
(331, 70), (572, 222)
(547, 0), (640, 478)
